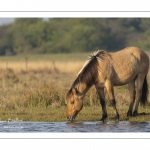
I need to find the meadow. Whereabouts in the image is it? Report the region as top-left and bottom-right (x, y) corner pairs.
(0, 52), (150, 122)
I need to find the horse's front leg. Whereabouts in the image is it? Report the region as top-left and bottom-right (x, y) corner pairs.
(95, 86), (107, 122)
(105, 80), (119, 120)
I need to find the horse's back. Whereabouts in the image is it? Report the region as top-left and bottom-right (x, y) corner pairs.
(108, 47), (149, 85)
(120, 47), (148, 60)
(111, 47), (148, 59)
(126, 47), (149, 72)
(110, 47), (149, 71)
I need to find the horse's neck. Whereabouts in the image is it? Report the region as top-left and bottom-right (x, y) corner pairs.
(77, 83), (92, 96)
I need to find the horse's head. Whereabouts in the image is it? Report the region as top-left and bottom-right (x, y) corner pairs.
(65, 87), (83, 122)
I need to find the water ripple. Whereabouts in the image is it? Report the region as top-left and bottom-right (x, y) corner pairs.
(0, 121), (150, 132)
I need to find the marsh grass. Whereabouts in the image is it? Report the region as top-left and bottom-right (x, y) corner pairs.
(0, 53), (150, 122)
(0, 107), (67, 122)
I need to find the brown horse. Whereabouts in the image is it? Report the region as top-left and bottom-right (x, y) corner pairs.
(65, 47), (149, 122)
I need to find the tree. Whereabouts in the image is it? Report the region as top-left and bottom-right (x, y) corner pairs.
(0, 18), (150, 55)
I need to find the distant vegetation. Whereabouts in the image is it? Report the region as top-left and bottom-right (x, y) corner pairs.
(1, 18), (150, 55)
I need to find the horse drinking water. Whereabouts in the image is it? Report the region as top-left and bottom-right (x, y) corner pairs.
(65, 47), (149, 122)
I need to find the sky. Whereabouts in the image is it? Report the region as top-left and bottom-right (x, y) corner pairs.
(0, 18), (14, 25)
(0, 18), (50, 26)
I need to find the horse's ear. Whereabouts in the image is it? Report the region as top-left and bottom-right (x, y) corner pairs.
(65, 91), (70, 104)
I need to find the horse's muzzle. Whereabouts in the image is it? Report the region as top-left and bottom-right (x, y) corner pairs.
(67, 116), (75, 122)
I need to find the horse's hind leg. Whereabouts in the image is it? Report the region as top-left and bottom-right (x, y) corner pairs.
(133, 74), (145, 116)
(95, 86), (107, 121)
(105, 80), (119, 120)
(127, 80), (136, 116)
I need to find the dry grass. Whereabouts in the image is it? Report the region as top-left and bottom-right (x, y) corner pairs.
(0, 60), (84, 74)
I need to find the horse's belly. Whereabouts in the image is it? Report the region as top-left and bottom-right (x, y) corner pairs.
(112, 66), (138, 86)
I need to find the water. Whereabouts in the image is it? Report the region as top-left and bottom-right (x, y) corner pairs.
(0, 121), (150, 132)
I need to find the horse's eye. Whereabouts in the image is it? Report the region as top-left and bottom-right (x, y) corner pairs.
(71, 101), (74, 104)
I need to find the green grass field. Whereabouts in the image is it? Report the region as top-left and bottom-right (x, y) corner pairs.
(0, 52), (150, 122)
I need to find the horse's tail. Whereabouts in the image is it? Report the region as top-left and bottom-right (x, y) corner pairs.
(141, 76), (149, 106)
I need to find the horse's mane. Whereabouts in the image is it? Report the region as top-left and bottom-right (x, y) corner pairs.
(71, 50), (107, 89)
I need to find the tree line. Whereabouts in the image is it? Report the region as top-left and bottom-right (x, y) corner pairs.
(0, 18), (150, 55)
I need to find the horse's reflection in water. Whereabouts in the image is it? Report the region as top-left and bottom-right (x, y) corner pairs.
(67, 122), (83, 127)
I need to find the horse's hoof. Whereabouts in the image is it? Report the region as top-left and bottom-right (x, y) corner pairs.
(127, 111), (132, 117)
(100, 114), (107, 122)
(115, 113), (119, 121)
(133, 111), (138, 116)
(100, 118), (106, 122)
